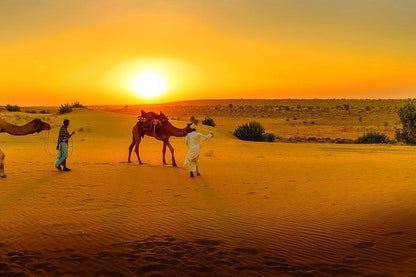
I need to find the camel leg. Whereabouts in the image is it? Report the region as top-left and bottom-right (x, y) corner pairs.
(128, 140), (135, 163)
(165, 140), (177, 167)
(0, 148), (5, 178)
(134, 135), (143, 164)
(162, 141), (167, 165)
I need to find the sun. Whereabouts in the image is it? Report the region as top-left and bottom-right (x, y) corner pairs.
(129, 69), (167, 98)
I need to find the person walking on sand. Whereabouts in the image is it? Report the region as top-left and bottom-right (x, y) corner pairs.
(55, 119), (75, 172)
(184, 123), (213, 178)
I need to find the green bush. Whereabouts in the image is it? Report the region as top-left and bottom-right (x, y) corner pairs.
(202, 117), (216, 127)
(71, 101), (84, 108)
(233, 121), (275, 142)
(263, 133), (276, 142)
(5, 104), (21, 112)
(234, 121), (265, 141)
(58, 103), (72, 114)
(355, 132), (390, 144)
(395, 101), (416, 145)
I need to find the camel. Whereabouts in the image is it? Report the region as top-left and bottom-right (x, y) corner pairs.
(128, 116), (195, 167)
(0, 118), (51, 178)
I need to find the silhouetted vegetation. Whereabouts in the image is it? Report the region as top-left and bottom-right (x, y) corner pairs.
(71, 101), (84, 108)
(395, 101), (416, 145)
(202, 117), (216, 127)
(5, 104), (21, 112)
(233, 121), (275, 142)
(263, 133), (276, 142)
(58, 104), (72, 114)
(39, 110), (50, 114)
(57, 102), (85, 114)
(355, 132), (390, 144)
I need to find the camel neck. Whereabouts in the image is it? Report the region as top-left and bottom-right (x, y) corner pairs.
(168, 123), (188, 137)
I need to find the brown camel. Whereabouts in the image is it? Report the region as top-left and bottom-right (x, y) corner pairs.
(0, 118), (51, 178)
(128, 119), (194, 167)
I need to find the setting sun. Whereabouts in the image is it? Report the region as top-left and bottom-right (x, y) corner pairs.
(129, 69), (168, 99)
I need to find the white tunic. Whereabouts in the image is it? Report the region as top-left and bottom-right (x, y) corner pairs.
(184, 131), (212, 171)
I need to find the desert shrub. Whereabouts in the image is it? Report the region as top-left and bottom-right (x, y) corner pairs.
(355, 132), (390, 144)
(5, 104), (20, 112)
(58, 103), (72, 114)
(234, 121), (265, 141)
(234, 121), (275, 142)
(71, 101), (84, 108)
(395, 101), (416, 145)
(263, 133), (276, 142)
(39, 110), (50, 114)
(343, 104), (350, 111)
(25, 110), (37, 114)
(202, 117), (216, 127)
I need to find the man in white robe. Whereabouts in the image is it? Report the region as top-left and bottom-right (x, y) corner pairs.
(184, 123), (213, 177)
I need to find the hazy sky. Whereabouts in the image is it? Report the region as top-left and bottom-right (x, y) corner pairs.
(1, 0), (415, 105)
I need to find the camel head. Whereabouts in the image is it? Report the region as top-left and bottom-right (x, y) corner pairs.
(190, 116), (198, 125)
(184, 122), (193, 134)
(159, 111), (168, 122)
(184, 117), (198, 134)
(32, 119), (51, 132)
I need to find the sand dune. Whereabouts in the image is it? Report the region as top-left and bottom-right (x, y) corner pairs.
(1, 108), (416, 276)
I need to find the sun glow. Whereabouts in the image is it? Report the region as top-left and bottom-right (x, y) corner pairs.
(129, 69), (168, 98)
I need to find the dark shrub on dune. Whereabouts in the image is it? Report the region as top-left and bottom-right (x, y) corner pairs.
(234, 121), (275, 142)
(395, 101), (416, 145)
(202, 117), (216, 127)
(5, 104), (21, 112)
(71, 101), (84, 108)
(355, 132), (390, 144)
(58, 103), (72, 114)
(263, 133), (276, 142)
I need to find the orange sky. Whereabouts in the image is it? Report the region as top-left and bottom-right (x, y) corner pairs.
(0, 0), (415, 105)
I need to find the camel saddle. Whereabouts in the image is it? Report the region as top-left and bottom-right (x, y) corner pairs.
(136, 110), (169, 136)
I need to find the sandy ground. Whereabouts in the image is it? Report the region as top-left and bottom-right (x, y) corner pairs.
(1, 109), (416, 276)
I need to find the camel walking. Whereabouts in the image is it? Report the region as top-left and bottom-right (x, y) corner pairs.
(128, 117), (194, 167)
(0, 118), (51, 178)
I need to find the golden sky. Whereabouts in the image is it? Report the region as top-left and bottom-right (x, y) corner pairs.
(1, 0), (415, 105)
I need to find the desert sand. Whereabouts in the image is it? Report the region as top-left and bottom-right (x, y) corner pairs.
(1, 103), (416, 276)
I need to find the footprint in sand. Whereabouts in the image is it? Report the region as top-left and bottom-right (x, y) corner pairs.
(408, 244), (416, 249)
(343, 255), (372, 265)
(383, 231), (403, 237)
(194, 239), (222, 246)
(234, 248), (259, 255)
(355, 241), (375, 249)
